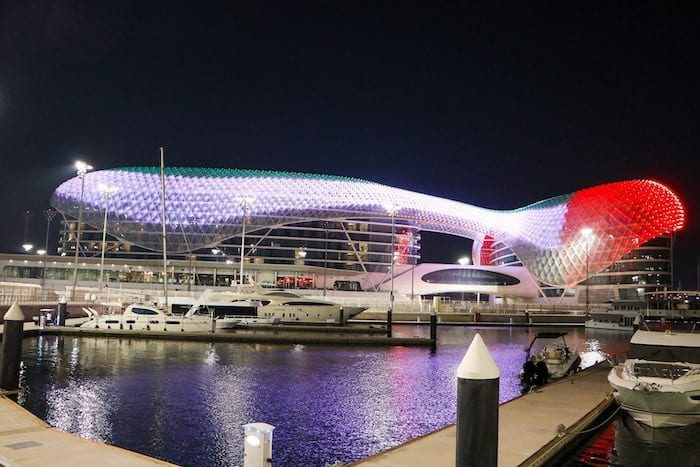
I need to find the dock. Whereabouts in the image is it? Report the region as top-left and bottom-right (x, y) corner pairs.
(36, 326), (434, 347)
(0, 396), (172, 466)
(352, 362), (614, 466)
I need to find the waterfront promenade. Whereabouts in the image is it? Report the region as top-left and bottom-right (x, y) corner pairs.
(0, 397), (172, 466)
(353, 363), (613, 467)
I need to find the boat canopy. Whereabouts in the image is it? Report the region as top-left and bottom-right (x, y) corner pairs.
(628, 344), (700, 364)
(533, 332), (568, 339)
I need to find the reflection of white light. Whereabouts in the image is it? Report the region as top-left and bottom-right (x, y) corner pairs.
(22, 243), (34, 252)
(458, 256), (470, 265)
(225, 259), (233, 264)
(245, 434), (261, 447)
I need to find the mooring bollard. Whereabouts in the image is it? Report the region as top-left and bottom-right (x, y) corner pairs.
(456, 333), (500, 467)
(430, 309), (437, 349)
(0, 303), (26, 392)
(243, 422), (275, 467)
(57, 296), (67, 326)
(386, 308), (393, 338)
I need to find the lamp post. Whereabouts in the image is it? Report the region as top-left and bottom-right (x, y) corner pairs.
(383, 202), (399, 337)
(237, 196), (253, 287)
(323, 221), (329, 297)
(98, 185), (116, 291)
(40, 209), (57, 286)
(71, 160), (93, 300)
(581, 227), (595, 314)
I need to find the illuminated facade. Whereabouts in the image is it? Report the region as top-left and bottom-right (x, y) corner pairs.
(51, 167), (685, 290)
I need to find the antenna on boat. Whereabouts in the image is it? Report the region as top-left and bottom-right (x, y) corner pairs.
(160, 147), (168, 309)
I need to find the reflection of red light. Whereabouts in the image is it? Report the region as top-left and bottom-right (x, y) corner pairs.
(577, 419), (616, 464)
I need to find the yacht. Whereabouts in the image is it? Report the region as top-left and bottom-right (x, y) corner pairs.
(80, 302), (214, 332)
(585, 310), (641, 332)
(608, 329), (700, 427)
(521, 332), (581, 385)
(169, 290), (366, 326)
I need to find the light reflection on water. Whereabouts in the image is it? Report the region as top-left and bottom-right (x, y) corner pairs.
(18, 326), (630, 466)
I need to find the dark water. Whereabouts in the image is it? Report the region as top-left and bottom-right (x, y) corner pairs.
(18, 326), (629, 466)
(567, 412), (700, 467)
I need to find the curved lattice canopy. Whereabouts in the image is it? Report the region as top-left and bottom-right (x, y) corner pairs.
(51, 167), (685, 286)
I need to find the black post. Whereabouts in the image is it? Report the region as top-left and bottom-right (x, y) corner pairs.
(0, 303), (26, 391)
(429, 310), (437, 349)
(57, 298), (67, 326)
(386, 308), (392, 338)
(456, 333), (500, 467)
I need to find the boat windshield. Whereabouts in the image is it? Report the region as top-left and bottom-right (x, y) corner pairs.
(628, 344), (700, 364)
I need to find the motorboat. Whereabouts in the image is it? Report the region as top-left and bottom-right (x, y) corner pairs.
(608, 329), (700, 427)
(521, 332), (581, 385)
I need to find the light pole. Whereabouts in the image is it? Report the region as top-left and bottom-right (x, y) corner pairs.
(98, 185), (116, 291)
(71, 160), (93, 299)
(237, 196), (253, 287)
(40, 209), (57, 286)
(323, 222), (330, 296)
(581, 227), (595, 314)
(22, 210), (34, 253)
(383, 202), (399, 337)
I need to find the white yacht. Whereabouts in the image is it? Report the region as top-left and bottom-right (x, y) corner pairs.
(169, 290), (365, 326)
(608, 330), (700, 427)
(80, 302), (214, 332)
(585, 310), (641, 332)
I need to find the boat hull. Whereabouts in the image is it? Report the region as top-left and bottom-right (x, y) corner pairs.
(609, 369), (700, 428)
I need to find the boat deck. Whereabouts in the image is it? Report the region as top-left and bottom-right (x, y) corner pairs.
(0, 397), (172, 466)
(352, 362), (614, 466)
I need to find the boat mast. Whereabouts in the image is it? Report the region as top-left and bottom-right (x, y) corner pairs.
(160, 147), (168, 308)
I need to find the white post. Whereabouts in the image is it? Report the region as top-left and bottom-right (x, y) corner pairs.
(240, 204), (247, 286)
(160, 148), (168, 308)
(98, 187), (114, 291)
(243, 422), (275, 467)
(456, 333), (500, 467)
(71, 161), (92, 299)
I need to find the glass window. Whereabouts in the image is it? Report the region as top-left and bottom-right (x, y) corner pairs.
(421, 269), (520, 286)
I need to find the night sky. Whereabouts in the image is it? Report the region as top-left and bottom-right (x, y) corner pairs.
(1, 2), (698, 286)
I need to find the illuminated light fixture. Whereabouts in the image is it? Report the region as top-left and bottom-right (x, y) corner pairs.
(37, 249), (47, 255)
(22, 243), (34, 252)
(75, 160), (93, 177)
(458, 256), (471, 265)
(211, 248), (222, 255)
(51, 170), (686, 287)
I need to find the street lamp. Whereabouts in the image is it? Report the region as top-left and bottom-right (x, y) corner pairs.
(581, 227), (595, 314)
(383, 201), (400, 337)
(40, 208), (57, 288)
(71, 160), (93, 299)
(237, 196), (254, 287)
(98, 185), (117, 291)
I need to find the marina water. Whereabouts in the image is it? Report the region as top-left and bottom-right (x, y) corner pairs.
(19, 326), (632, 466)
